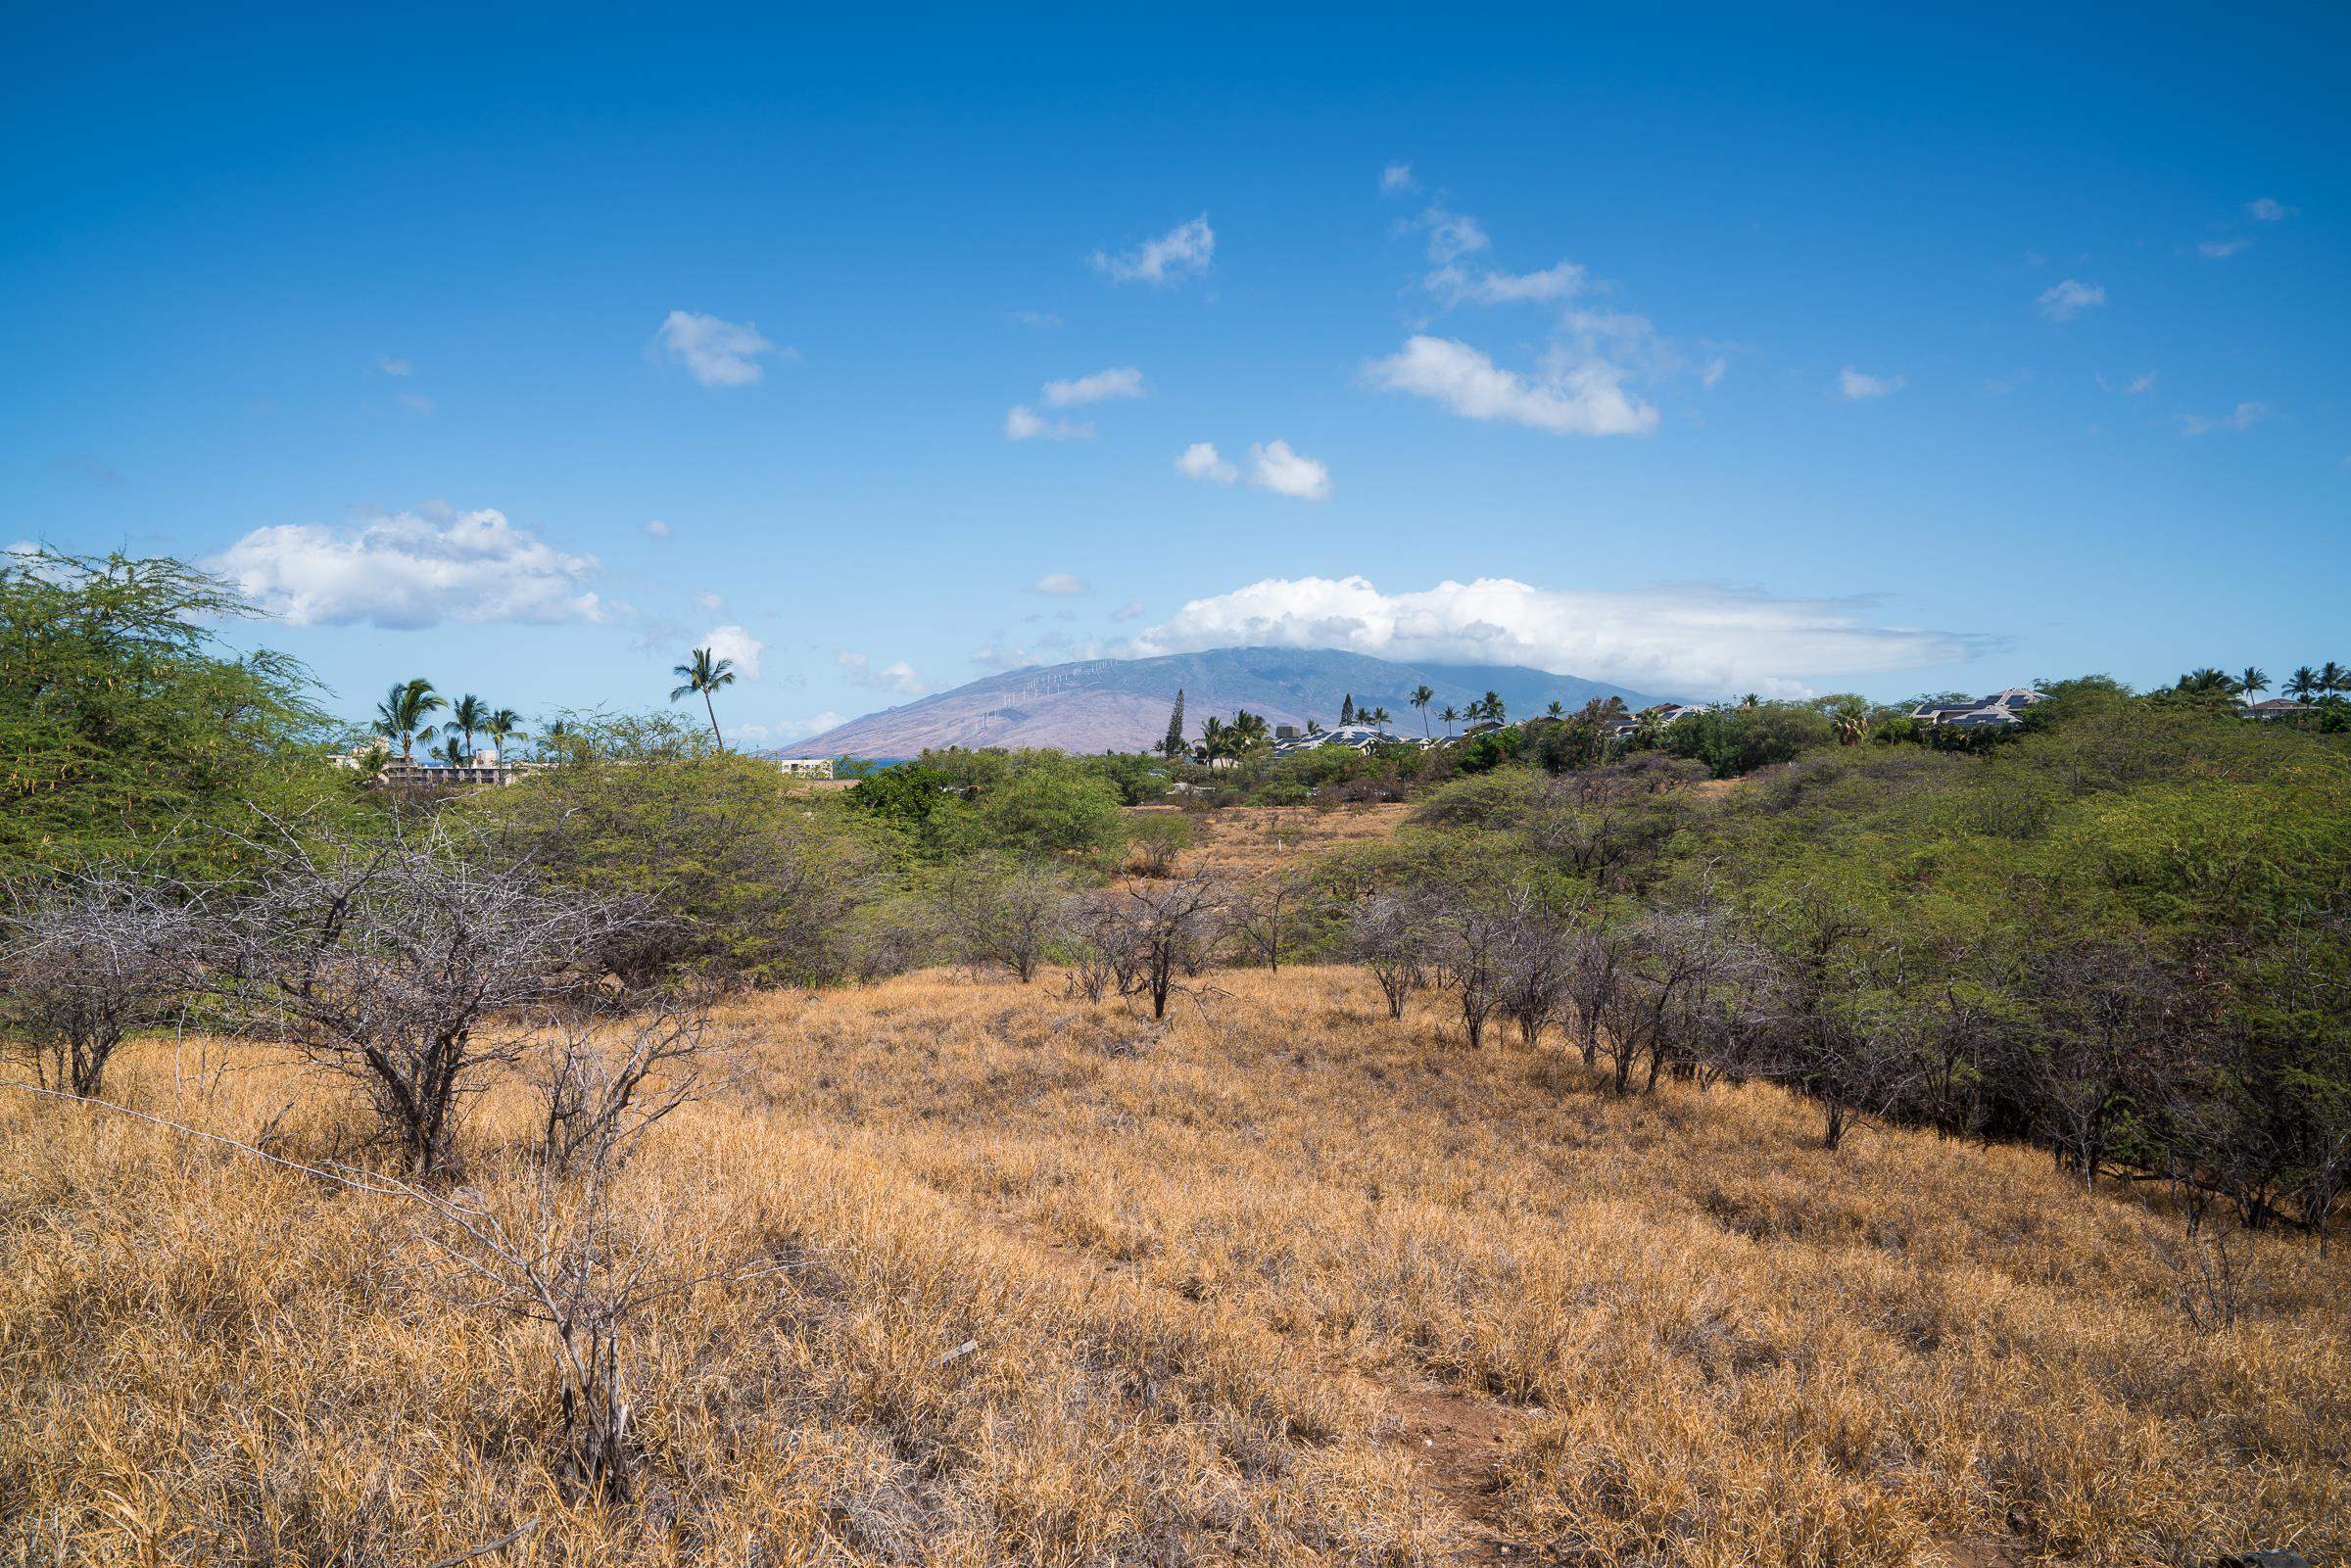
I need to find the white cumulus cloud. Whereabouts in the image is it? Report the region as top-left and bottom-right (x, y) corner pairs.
(699, 625), (764, 681)
(1130, 575), (1991, 699)
(1247, 440), (1332, 501)
(1092, 214), (1215, 285)
(1366, 336), (1658, 437)
(1175, 442), (1239, 484)
(1420, 207), (1490, 263)
(1424, 259), (1586, 307)
(1840, 366), (1906, 400)
(1032, 572), (1088, 594)
(837, 650), (925, 694)
(653, 309), (789, 387)
(1041, 365), (1145, 407)
(2037, 279), (2106, 321)
(1004, 404), (1092, 441)
(211, 503), (605, 629)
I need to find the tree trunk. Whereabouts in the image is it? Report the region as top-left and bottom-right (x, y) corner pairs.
(702, 691), (724, 749)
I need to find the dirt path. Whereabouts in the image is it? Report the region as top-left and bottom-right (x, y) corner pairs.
(970, 1198), (1532, 1563)
(1385, 1383), (1531, 1562)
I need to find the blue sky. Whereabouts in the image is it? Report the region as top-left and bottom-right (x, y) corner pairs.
(4, 3), (2345, 742)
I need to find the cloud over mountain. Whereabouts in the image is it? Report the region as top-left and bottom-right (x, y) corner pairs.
(1130, 575), (1991, 698)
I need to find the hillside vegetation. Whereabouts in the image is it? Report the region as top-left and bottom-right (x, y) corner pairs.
(5, 551), (2348, 1565)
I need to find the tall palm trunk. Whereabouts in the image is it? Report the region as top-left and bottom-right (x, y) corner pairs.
(702, 690), (724, 748)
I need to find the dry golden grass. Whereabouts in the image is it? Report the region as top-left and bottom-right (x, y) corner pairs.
(1134, 803), (1413, 880)
(6, 967), (2347, 1566)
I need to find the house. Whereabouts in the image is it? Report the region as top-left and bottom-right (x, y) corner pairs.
(2244, 698), (2312, 722)
(1271, 723), (1395, 756)
(1655, 702), (1712, 725)
(772, 757), (836, 779)
(1908, 688), (2047, 729)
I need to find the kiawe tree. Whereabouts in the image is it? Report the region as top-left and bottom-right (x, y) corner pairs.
(670, 647), (737, 749)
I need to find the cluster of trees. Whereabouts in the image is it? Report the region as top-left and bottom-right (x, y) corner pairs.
(369, 678), (528, 766)
(2173, 661), (2351, 711)
(1316, 699), (2351, 1241)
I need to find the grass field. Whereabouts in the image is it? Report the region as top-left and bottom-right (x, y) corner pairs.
(5, 966), (2346, 1566)
(1136, 802), (1415, 879)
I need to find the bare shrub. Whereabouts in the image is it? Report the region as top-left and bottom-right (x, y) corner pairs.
(1419, 884), (1516, 1049)
(533, 993), (719, 1174)
(940, 855), (1066, 983)
(1084, 871), (1232, 1020)
(1229, 872), (1319, 974)
(1348, 894), (1425, 1020)
(0, 865), (195, 1097)
(214, 816), (649, 1174)
(1496, 899), (1576, 1048)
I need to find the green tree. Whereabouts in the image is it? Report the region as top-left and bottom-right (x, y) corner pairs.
(375, 677), (444, 763)
(1411, 683), (1435, 738)
(1481, 690), (1506, 725)
(2237, 667), (2270, 705)
(1340, 693), (1356, 726)
(969, 764), (1127, 859)
(444, 692), (490, 759)
(0, 548), (363, 879)
(670, 646), (738, 748)
(1439, 704), (1460, 736)
(2323, 660), (2350, 698)
(463, 712), (882, 986)
(1162, 689), (1186, 758)
(2286, 665), (2322, 702)
(484, 707), (526, 757)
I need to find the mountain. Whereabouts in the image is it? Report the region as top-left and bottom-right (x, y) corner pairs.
(776, 647), (1670, 757)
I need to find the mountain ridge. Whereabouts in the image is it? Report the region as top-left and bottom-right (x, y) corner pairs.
(774, 646), (1670, 757)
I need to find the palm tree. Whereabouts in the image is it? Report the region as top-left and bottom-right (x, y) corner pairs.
(2236, 667), (2269, 706)
(1480, 690), (1505, 726)
(373, 678), (444, 763)
(2177, 668), (2234, 696)
(1410, 684), (1435, 739)
(670, 647), (738, 747)
(2322, 660), (2350, 698)
(443, 693), (490, 760)
(2286, 665), (2322, 702)
(1439, 704), (1459, 736)
(1367, 706), (1392, 737)
(1197, 714), (1229, 763)
(1546, 699), (1565, 718)
(483, 707), (525, 758)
